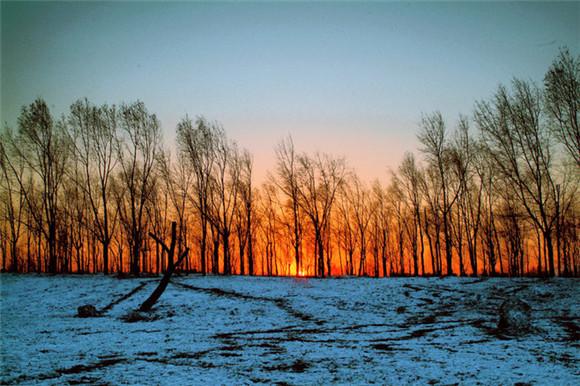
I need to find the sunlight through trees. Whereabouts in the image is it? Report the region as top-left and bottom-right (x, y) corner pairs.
(1, 49), (578, 277)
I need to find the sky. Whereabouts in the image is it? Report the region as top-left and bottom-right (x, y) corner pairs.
(2, 1), (578, 182)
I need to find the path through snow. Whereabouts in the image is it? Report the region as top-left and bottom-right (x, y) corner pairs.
(0, 275), (578, 384)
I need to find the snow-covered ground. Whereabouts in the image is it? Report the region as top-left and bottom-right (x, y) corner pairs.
(1, 274), (578, 385)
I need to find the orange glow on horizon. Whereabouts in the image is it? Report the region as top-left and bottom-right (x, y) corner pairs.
(289, 262), (308, 277)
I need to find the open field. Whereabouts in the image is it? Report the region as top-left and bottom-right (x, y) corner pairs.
(1, 275), (578, 385)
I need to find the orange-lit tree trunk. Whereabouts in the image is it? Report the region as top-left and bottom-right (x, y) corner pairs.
(275, 137), (303, 276)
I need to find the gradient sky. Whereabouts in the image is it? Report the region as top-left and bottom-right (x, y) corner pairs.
(2, 1), (578, 182)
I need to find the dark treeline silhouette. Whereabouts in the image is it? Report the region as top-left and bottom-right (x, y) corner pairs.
(1, 48), (578, 277)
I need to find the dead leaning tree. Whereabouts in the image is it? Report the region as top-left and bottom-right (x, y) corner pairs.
(139, 221), (189, 312)
(78, 221), (188, 318)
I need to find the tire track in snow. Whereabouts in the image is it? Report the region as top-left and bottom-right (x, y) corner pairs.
(172, 280), (323, 324)
(100, 281), (149, 313)
(3, 357), (129, 385)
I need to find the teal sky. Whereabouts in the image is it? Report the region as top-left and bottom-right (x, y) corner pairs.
(2, 1), (578, 181)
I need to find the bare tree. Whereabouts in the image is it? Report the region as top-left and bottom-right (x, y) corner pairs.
(177, 117), (219, 275)
(336, 183), (357, 276)
(2, 47), (576, 278)
(418, 112), (460, 275)
(344, 175), (372, 276)
(157, 151), (193, 271)
(387, 178), (408, 275)
(544, 47), (579, 166)
(140, 222), (189, 312)
(210, 135), (241, 275)
(275, 136), (304, 276)
(5, 99), (71, 273)
(146, 182), (169, 273)
(296, 153), (346, 277)
(68, 99), (119, 274)
(475, 80), (560, 276)
(496, 186), (527, 276)
(396, 153), (425, 276)
(370, 180), (390, 277)
(0, 134), (26, 272)
(117, 101), (161, 275)
(259, 182), (281, 276)
(554, 162), (579, 276)
(61, 150), (91, 272)
(452, 123), (485, 276)
(235, 149), (254, 275)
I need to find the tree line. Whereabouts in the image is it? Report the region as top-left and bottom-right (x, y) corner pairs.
(1, 48), (578, 277)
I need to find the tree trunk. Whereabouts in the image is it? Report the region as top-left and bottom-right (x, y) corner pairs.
(545, 230), (555, 277)
(316, 229), (325, 278)
(248, 235), (254, 276)
(48, 221), (57, 274)
(140, 222), (185, 312)
(223, 230), (230, 275)
(239, 237), (245, 275)
(11, 239), (18, 273)
(103, 239), (110, 275)
(443, 214), (453, 276)
(200, 219), (207, 275)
